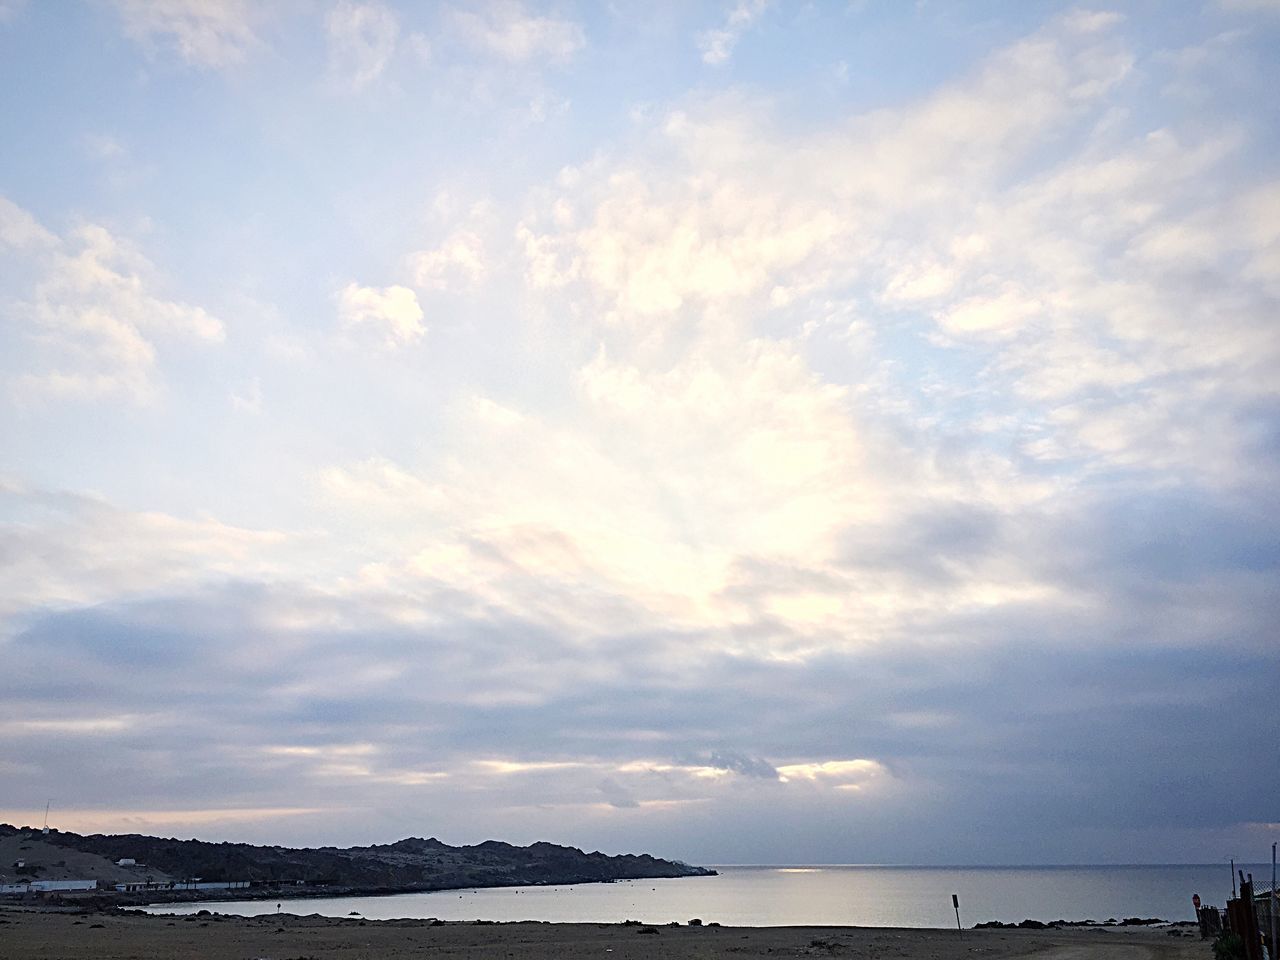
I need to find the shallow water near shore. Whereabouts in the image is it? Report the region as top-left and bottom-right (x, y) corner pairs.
(144, 863), (1254, 927)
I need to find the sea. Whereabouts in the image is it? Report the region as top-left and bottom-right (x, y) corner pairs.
(143, 863), (1264, 927)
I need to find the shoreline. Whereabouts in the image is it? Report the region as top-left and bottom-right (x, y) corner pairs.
(7, 869), (720, 910)
(0, 904), (1209, 960)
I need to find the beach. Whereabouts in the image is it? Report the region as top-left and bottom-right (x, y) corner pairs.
(0, 906), (1206, 960)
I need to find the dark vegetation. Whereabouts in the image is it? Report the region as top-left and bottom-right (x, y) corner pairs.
(1213, 932), (1245, 960)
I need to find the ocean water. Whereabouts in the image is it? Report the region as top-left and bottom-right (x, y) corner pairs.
(144, 863), (1260, 927)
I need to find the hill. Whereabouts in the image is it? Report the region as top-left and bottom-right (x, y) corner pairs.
(0, 824), (714, 894)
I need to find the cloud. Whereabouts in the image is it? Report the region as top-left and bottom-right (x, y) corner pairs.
(318, 457), (444, 516)
(698, 0), (769, 65)
(301, 11), (1276, 675)
(3, 202), (224, 403)
(776, 759), (886, 789)
(336, 282), (425, 346)
(310, 331), (901, 649)
(411, 232), (487, 290)
(1, 573), (1272, 858)
(4, 7), (1278, 863)
(519, 17), (1136, 325)
(406, 196), (498, 291)
(0, 197), (57, 250)
(111, 0), (261, 68)
(81, 133), (128, 162)
(703, 751), (779, 779)
(516, 11), (1279, 495)
(936, 285), (1043, 338)
(326, 0), (400, 90)
(229, 377), (263, 413)
(0, 482), (289, 631)
(452, 1), (585, 63)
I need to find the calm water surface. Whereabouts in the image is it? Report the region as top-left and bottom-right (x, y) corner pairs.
(145, 864), (1254, 927)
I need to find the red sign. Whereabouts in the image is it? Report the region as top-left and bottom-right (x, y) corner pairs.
(1193, 894), (1201, 909)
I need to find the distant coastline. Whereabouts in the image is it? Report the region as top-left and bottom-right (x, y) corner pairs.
(0, 824), (714, 907)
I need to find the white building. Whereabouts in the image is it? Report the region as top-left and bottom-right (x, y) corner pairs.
(0, 879), (98, 894)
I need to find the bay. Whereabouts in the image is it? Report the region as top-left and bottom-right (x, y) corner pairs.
(144, 863), (1259, 927)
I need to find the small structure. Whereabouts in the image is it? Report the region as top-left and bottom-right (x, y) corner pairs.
(0, 879), (98, 895)
(115, 858), (137, 867)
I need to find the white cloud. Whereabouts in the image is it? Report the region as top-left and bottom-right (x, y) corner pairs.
(313, 333), (988, 653)
(300, 10), (1279, 667)
(0, 715), (142, 736)
(937, 285), (1043, 338)
(776, 759), (888, 790)
(0, 197), (57, 250)
(514, 12), (1280, 490)
(305, 15), (1203, 657)
(111, 0), (260, 68)
(4, 203), (225, 403)
(318, 457), (444, 514)
(0, 482), (288, 630)
(82, 133), (128, 161)
(518, 15), (1134, 329)
(408, 199), (495, 290)
(326, 0), (400, 90)
(452, 1), (585, 63)
(410, 232), (487, 290)
(336, 282), (425, 346)
(698, 0), (769, 65)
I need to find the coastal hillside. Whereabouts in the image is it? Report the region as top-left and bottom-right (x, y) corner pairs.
(0, 824), (713, 891)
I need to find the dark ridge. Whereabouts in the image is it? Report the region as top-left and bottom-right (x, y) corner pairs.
(3, 823), (714, 895)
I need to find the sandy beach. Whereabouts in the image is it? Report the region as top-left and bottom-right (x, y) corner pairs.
(0, 906), (1207, 960)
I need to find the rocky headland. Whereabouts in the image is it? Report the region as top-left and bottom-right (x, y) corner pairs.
(0, 824), (714, 902)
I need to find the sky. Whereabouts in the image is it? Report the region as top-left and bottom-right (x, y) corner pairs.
(0, 0), (1278, 867)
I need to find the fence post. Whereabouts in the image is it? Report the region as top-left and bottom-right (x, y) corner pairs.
(1271, 844), (1277, 960)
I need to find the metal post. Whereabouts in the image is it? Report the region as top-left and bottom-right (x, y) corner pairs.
(1234, 860), (1238, 899)
(953, 894), (962, 933)
(1270, 843), (1277, 960)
